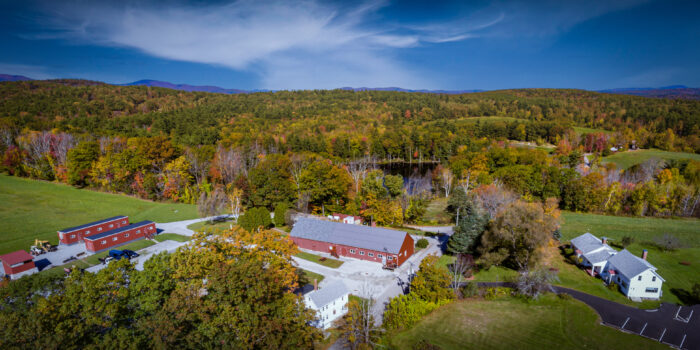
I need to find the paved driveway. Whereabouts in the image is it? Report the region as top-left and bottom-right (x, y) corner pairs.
(85, 239), (187, 273)
(155, 215), (232, 236)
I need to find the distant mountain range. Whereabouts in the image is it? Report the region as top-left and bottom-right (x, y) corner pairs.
(1, 74), (698, 99)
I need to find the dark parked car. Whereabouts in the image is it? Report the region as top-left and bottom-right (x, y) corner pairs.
(123, 249), (139, 258)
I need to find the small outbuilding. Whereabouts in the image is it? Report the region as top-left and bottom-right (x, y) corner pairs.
(290, 218), (414, 267)
(0, 250), (38, 280)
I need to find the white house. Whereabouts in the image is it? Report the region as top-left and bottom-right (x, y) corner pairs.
(601, 249), (664, 300)
(303, 280), (350, 329)
(328, 214), (363, 225)
(570, 233), (617, 276)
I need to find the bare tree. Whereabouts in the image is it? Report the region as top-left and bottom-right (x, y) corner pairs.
(185, 147), (211, 185)
(398, 190), (411, 222)
(341, 280), (381, 350)
(473, 181), (518, 219)
(53, 132), (76, 166)
(346, 156), (373, 193)
(289, 153), (308, 200)
(215, 146), (246, 184)
(516, 269), (556, 299)
(0, 128), (15, 149)
(440, 167), (454, 197)
(450, 254), (473, 295)
(227, 187), (243, 222)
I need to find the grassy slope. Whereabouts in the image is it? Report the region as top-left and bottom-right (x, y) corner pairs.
(602, 149), (700, 169)
(0, 175), (197, 255)
(421, 197), (452, 224)
(389, 295), (667, 350)
(187, 220), (236, 233)
(573, 126), (613, 135)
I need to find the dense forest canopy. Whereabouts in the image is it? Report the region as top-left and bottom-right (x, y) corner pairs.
(1, 80), (698, 155)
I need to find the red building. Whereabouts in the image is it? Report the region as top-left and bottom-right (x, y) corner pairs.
(0, 250), (38, 280)
(58, 216), (129, 245)
(83, 221), (156, 253)
(290, 218), (414, 267)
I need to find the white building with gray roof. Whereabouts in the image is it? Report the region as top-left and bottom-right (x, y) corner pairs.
(601, 249), (664, 299)
(302, 280), (350, 329)
(570, 232), (617, 276)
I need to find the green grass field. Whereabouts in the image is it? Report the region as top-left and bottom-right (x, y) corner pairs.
(388, 295), (667, 350)
(573, 126), (614, 135)
(0, 175), (198, 255)
(153, 233), (192, 242)
(299, 269), (325, 285)
(601, 149), (700, 169)
(295, 251), (344, 268)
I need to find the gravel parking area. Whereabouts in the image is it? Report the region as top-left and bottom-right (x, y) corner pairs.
(85, 239), (187, 273)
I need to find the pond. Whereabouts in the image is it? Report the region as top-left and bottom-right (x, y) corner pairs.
(377, 162), (439, 195)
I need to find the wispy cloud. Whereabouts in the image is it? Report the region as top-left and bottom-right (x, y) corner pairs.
(22, 0), (649, 89)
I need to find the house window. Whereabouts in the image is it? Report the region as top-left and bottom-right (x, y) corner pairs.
(350, 249), (355, 254)
(359, 251), (365, 255)
(638, 276), (642, 281)
(368, 252), (374, 257)
(101, 240), (106, 245)
(652, 276), (656, 282)
(645, 287), (658, 293)
(112, 237), (118, 241)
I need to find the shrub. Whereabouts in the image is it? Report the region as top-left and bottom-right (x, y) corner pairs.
(558, 293), (573, 301)
(273, 202), (288, 227)
(607, 282), (619, 292)
(382, 294), (449, 331)
(552, 228), (562, 241)
(412, 340), (442, 350)
(416, 238), (429, 249)
(460, 282), (479, 298)
(484, 287), (512, 300)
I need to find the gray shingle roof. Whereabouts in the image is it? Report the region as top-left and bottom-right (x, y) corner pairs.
(607, 249), (656, 279)
(571, 232), (604, 254)
(306, 280), (349, 309)
(583, 248), (616, 264)
(290, 218), (409, 254)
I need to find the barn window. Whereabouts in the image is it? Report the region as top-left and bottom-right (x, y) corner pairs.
(136, 230), (141, 234)
(122, 220), (126, 224)
(98, 227), (102, 231)
(109, 224), (114, 228)
(86, 230), (90, 234)
(125, 234), (130, 238)
(388, 256), (394, 260)
(359, 251), (365, 255)
(112, 237), (118, 241)
(377, 254), (383, 258)
(368, 252), (374, 257)
(101, 240), (106, 245)
(70, 234), (76, 238)
(350, 249), (355, 254)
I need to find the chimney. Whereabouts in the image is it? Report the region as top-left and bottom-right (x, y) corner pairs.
(313, 278), (318, 291)
(642, 249), (648, 260)
(601, 237), (607, 245)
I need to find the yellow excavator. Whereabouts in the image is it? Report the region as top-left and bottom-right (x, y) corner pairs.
(30, 239), (57, 255)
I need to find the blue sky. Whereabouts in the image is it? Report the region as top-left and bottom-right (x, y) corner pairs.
(1, 0), (699, 90)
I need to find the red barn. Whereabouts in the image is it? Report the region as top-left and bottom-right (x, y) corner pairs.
(0, 250), (38, 280)
(83, 221), (156, 253)
(58, 216), (129, 245)
(290, 218), (414, 267)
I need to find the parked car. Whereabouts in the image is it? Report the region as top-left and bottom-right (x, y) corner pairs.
(123, 250), (139, 258)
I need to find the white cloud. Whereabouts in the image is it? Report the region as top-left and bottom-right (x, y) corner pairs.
(24, 0), (650, 89)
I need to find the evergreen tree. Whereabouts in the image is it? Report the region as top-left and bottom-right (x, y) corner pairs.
(447, 193), (488, 255)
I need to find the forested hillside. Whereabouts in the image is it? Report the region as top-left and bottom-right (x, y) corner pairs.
(1, 80), (699, 220)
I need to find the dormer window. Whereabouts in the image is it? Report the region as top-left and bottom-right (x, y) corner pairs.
(638, 276), (642, 281)
(652, 276), (656, 282)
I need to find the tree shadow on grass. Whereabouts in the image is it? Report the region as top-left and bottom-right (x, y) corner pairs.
(670, 288), (700, 305)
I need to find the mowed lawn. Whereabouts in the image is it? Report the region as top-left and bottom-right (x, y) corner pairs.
(389, 295), (667, 350)
(422, 197), (452, 224)
(601, 149), (700, 169)
(0, 175), (198, 255)
(560, 211), (699, 305)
